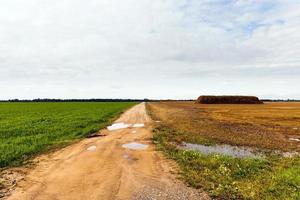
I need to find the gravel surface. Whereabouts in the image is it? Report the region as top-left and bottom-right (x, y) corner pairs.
(134, 182), (210, 200)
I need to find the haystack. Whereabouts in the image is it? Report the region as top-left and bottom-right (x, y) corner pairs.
(196, 96), (263, 104)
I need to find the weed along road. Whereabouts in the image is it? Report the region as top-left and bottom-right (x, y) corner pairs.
(8, 103), (208, 200)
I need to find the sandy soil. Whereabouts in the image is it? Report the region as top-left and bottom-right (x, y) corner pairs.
(6, 103), (208, 200)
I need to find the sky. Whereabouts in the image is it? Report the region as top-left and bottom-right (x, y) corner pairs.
(0, 0), (300, 100)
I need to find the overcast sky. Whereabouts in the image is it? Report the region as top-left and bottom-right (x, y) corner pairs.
(0, 0), (300, 100)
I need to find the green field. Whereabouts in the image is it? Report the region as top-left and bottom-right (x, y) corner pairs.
(0, 102), (136, 168)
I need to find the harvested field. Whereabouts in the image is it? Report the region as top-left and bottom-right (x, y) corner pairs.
(197, 95), (262, 104)
(147, 101), (300, 152)
(147, 101), (300, 199)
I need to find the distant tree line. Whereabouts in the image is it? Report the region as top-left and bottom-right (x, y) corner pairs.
(0, 98), (299, 103)
(0, 98), (153, 102)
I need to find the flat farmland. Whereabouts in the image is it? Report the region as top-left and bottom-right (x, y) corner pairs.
(148, 102), (300, 151)
(147, 102), (300, 199)
(0, 102), (136, 168)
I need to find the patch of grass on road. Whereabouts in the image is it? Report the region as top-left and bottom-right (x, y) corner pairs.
(153, 126), (300, 200)
(0, 102), (136, 168)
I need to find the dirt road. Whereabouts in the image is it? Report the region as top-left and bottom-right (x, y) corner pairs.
(7, 103), (208, 200)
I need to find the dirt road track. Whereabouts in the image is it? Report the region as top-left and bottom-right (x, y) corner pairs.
(7, 103), (208, 200)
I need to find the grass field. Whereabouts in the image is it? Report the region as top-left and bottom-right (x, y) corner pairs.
(0, 102), (136, 168)
(147, 102), (300, 200)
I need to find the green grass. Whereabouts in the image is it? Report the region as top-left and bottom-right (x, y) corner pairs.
(153, 126), (300, 200)
(0, 102), (136, 168)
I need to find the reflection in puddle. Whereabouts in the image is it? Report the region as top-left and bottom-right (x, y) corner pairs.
(132, 123), (144, 128)
(107, 123), (145, 130)
(122, 142), (148, 150)
(123, 153), (130, 159)
(289, 138), (300, 142)
(181, 142), (260, 158)
(107, 122), (131, 131)
(87, 146), (97, 151)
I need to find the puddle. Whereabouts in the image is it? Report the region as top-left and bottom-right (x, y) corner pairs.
(107, 122), (131, 131)
(289, 138), (300, 142)
(122, 142), (148, 150)
(181, 142), (260, 158)
(123, 153), (130, 159)
(87, 146), (97, 151)
(132, 123), (145, 128)
(132, 131), (137, 133)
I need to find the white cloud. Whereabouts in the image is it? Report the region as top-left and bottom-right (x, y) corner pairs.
(0, 0), (299, 99)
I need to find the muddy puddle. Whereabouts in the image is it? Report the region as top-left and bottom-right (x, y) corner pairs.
(132, 123), (145, 128)
(181, 142), (261, 158)
(107, 122), (131, 131)
(289, 138), (300, 142)
(107, 123), (145, 131)
(122, 142), (148, 150)
(87, 146), (97, 151)
(123, 153), (130, 159)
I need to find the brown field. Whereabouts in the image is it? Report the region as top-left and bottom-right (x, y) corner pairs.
(147, 101), (300, 152)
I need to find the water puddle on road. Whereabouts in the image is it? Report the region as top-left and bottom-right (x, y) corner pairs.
(122, 142), (148, 150)
(132, 123), (145, 128)
(107, 123), (145, 130)
(123, 153), (130, 159)
(181, 142), (260, 158)
(107, 122), (131, 131)
(87, 146), (97, 151)
(289, 138), (300, 142)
